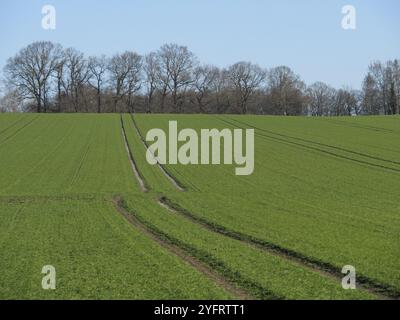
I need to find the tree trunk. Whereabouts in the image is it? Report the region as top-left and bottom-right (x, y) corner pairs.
(97, 87), (101, 113)
(147, 90), (153, 113)
(37, 97), (42, 113)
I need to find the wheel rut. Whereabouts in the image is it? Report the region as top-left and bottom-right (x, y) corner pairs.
(129, 114), (186, 191)
(120, 115), (148, 192)
(158, 196), (397, 300)
(119, 114), (397, 300)
(112, 196), (253, 300)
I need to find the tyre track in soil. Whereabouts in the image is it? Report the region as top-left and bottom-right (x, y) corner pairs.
(321, 117), (399, 135)
(119, 114), (396, 299)
(0, 115), (29, 137)
(158, 196), (397, 300)
(119, 114), (260, 299)
(219, 117), (400, 174)
(112, 196), (253, 300)
(118, 116), (319, 299)
(229, 116), (400, 166)
(68, 118), (96, 189)
(129, 114), (187, 191)
(120, 115), (148, 192)
(0, 115), (40, 147)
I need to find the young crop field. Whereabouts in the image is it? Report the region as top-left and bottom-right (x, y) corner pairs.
(0, 113), (399, 300)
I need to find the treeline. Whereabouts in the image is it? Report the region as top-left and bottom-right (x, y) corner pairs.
(1, 41), (399, 115)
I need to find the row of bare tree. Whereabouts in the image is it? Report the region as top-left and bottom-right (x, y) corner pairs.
(362, 60), (400, 115)
(1, 41), (399, 115)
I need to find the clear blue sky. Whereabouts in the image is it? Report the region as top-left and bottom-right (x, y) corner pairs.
(0, 0), (399, 88)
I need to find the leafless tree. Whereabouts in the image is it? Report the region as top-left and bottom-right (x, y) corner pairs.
(227, 62), (266, 114)
(368, 61), (389, 114)
(1, 40), (397, 116)
(0, 88), (24, 112)
(192, 65), (220, 113)
(267, 66), (306, 115)
(143, 52), (160, 113)
(307, 82), (336, 116)
(361, 73), (380, 115)
(63, 48), (90, 112)
(108, 51), (142, 113)
(54, 55), (66, 112)
(366, 60), (400, 115)
(158, 43), (197, 112)
(88, 55), (108, 113)
(386, 60), (400, 114)
(210, 68), (231, 114)
(333, 88), (359, 116)
(4, 41), (62, 113)
(392, 60), (400, 112)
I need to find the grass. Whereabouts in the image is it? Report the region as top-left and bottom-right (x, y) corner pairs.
(0, 114), (138, 196)
(0, 197), (231, 299)
(121, 194), (374, 299)
(133, 114), (400, 298)
(0, 113), (398, 299)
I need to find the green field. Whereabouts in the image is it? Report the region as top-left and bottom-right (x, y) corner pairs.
(0, 113), (399, 299)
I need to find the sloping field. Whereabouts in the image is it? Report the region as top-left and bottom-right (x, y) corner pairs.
(0, 114), (232, 299)
(0, 113), (399, 299)
(0, 114), (137, 196)
(0, 197), (230, 299)
(132, 114), (400, 298)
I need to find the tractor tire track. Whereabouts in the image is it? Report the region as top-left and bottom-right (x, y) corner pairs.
(158, 196), (398, 300)
(0, 115), (29, 137)
(69, 144), (91, 189)
(0, 115), (40, 147)
(129, 114), (186, 191)
(68, 118), (97, 189)
(219, 117), (400, 174)
(321, 117), (399, 134)
(119, 114), (396, 299)
(120, 115), (148, 192)
(118, 116), (279, 299)
(112, 196), (259, 300)
(228, 117), (400, 166)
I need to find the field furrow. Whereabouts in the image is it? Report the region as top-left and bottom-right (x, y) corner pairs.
(1, 113), (398, 299)
(132, 114), (400, 298)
